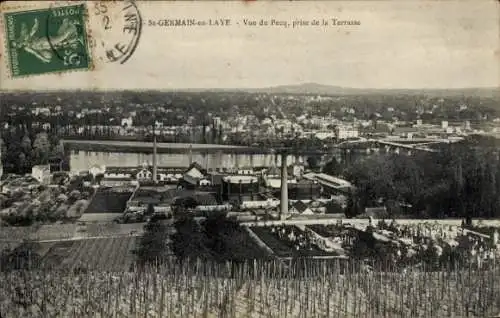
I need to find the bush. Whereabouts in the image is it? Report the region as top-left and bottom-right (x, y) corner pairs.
(325, 201), (344, 214)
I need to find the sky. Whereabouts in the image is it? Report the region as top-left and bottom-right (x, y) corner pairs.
(0, 0), (499, 90)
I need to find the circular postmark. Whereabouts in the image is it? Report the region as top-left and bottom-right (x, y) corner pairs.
(90, 1), (142, 65)
(45, 3), (90, 68)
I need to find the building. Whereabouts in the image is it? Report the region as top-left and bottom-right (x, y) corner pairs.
(31, 165), (51, 184)
(126, 186), (177, 216)
(303, 172), (354, 196)
(289, 201), (314, 215)
(89, 164), (106, 178)
(292, 163), (305, 179)
(101, 171), (134, 187)
(264, 176), (321, 201)
(335, 125), (359, 140)
(157, 173), (180, 183)
(237, 168), (254, 175)
(221, 175), (260, 202)
(288, 180), (321, 201)
(136, 168), (153, 181)
(179, 162), (207, 189)
(101, 178), (137, 187)
(199, 179), (212, 186)
(121, 117), (133, 127)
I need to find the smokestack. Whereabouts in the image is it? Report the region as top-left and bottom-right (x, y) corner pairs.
(188, 144), (193, 165)
(152, 134), (158, 183)
(280, 152), (288, 220)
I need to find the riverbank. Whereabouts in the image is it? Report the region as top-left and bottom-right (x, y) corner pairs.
(62, 139), (269, 154)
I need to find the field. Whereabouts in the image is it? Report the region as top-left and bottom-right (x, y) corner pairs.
(84, 189), (134, 214)
(1, 237), (138, 272)
(78, 222), (147, 237)
(0, 223), (146, 241)
(2, 219), (500, 317)
(0, 259), (499, 317)
(0, 224), (77, 241)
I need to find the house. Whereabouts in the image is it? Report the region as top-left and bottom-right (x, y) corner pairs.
(101, 178), (136, 187)
(89, 164), (106, 178)
(237, 169), (254, 175)
(136, 168), (153, 181)
(335, 125), (359, 140)
(121, 117), (133, 127)
(32, 165), (51, 184)
(290, 201), (314, 215)
(101, 170), (134, 187)
(104, 172), (132, 179)
(157, 173), (178, 183)
(293, 163), (304, 178)
(182, 162), (206, 186)
(199, 178), (212, 186)
(303, 173), (353, 196)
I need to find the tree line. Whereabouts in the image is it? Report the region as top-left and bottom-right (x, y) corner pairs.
(333, 135), (500, 219)
(1, 125), (64, 175)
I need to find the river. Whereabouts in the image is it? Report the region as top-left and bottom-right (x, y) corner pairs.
(68, 150), (321, 172)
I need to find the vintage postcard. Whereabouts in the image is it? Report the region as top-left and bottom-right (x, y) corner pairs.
(1, 1), (500, 317)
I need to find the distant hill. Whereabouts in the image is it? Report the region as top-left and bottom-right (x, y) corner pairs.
(242, 83), (500, 97)
(2, 83), (499, 98)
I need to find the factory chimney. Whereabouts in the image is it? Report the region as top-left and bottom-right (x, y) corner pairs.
(279, 152), (288, 220)
(152, 128), (158, 183)
(188, 144), (193, 165)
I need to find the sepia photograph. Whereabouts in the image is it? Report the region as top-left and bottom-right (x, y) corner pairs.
(0, 0), (500, 317)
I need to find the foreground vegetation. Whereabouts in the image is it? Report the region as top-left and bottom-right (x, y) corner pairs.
(0, 258), (499, 317)
(1, 217), (500, 317)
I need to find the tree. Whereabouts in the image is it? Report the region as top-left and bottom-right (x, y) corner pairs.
(18, 153), (27, 171)
(202, 123), (207, 144)
(306, 155), (320, 170)
(33, 133), (51, 164)
(325, 201), (344, 214)
(322, 158), (341, 176)
(135, 220), (170, 266)
(218, 124), (223, 144)
(0, 138), (6, 162)
(21, 134), (32, 154)
(146, 203), (155, 216)
(345, 189), (360, 218)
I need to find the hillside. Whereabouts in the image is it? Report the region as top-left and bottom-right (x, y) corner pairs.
(245, 83), (500, 97)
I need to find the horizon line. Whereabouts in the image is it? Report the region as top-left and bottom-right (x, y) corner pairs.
(1, 83), (499, 93)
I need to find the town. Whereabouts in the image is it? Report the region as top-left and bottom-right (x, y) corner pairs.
(1, 87), (500, 317)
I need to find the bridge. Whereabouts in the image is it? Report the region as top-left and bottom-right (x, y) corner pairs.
(335, 137), (464, 154)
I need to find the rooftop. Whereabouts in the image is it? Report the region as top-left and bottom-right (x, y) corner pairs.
(303, 173), (352, 188)
(223, 175), (259, 184)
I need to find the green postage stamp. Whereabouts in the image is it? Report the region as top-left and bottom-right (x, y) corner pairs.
(3, 4), (91, 77)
